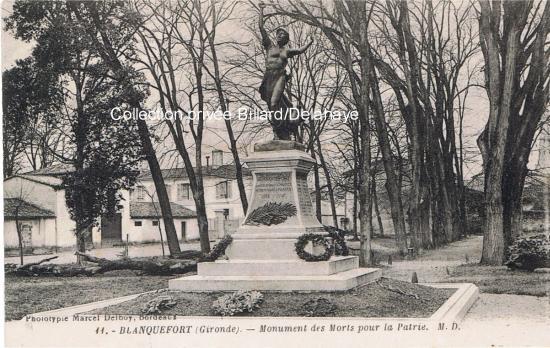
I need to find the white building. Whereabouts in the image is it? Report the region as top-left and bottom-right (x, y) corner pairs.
(134, 150), (253, 239)
(3, 164), (200, 250)
(3, 150), (345, 251)
(4, 168), (78, 251)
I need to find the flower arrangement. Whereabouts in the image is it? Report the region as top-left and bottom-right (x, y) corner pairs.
(212, 290), (264, 316)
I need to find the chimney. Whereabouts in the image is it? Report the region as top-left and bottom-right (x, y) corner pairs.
(212, 150), (223, 168)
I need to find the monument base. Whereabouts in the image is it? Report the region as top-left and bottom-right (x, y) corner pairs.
(199, 256), (359, 276)
(168, 263), (381, 292)
(168, 256), (381, 292)
(167, 144), (381, 292)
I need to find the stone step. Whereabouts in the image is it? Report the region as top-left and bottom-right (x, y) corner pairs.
(225, 238), (301, 260)
(168, 268), (381, 292)
(198, 256), (359, 276)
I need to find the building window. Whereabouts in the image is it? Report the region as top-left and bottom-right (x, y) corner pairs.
(136, 186), (146, 201)
(212, 150), (223, 167)
(216, 181), (231, 199)
(134, 221), (142, 227)
(152, 220), (159, 226)
(177, 183), (190, 200)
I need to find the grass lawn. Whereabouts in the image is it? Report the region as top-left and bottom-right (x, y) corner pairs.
(447, 265), (549, 297)
(88, 278), (455, 318)
(4, 271), (175, 321)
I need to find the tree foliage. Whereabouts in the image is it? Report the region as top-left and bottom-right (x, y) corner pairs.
(2, 57), (62, 177)
(6, 1), (144, 251)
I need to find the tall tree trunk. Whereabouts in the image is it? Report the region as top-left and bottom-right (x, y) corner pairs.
(15, 210), (24, 265)
(227, 132), (249, 215)
(136, 119), (181, 255)
(310, 141), (322, 222)
(353, 177), (359, 240)
(316, 137), (338, 228)
(372, 179), (384, 236)
(476, 0), (535, 265)
(358, 116), (372, 267)
(78, 4), (182, 256)
(367, 50), (408, 255)
(207, 30), (249, 215)
(358, 8), (372, 266)
(352, 131), (360, 241)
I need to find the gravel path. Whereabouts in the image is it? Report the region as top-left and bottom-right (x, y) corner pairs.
(465, 293), (548, 322)
(382, 234), (550, 345)
(457, 293), (550, 347)
(381, 235), (483, 282)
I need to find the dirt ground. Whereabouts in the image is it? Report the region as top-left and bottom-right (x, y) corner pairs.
(88, 278), (454, 318)
(5, 234), (548, 335)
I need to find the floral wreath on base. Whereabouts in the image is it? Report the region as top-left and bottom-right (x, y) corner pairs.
(295, 233), (334, 262)
(201, 235), (233, 262)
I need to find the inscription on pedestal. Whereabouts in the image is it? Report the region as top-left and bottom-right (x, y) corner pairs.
(244, 172), (298, 226)
(255, 172), (292, 201)
(296, 172), (313, 216)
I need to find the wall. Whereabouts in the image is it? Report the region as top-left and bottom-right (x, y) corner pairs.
(4, 218), (56, 248)
(3, 177), (78, 248)
(135, 176), (253, 220)
(54, 190), (77, 247)
(125, 218), (199, 243)
(200, 177), (252, 218)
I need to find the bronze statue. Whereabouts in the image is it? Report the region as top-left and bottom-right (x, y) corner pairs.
(258, 2), (313, 141)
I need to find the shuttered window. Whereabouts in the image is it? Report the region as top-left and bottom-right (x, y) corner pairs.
(216, 181), (232, 199)
(177, 183), (190, 200)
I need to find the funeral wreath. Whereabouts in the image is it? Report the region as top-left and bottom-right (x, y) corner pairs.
(295, 233), (334, 262)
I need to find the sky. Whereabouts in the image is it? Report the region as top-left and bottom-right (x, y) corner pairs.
(0, 0), (545, 180)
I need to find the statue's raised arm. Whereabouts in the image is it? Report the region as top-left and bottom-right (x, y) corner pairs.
(257, 3), (314, 141)
(259, 3), (271, 49)
(287, 36), (314, 58)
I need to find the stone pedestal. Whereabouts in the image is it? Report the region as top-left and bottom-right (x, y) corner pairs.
(227, 148), (325, 261)
(169, 141), (380, 292)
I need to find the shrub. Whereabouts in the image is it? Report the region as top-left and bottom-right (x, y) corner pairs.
(300, 297), (337, 317)
(141, 295), (177, 314)
(4, 263), (17, 274)
(324, 226), (350, 256)
(212, 290), (263, 316)
(505, 235), (550, 271)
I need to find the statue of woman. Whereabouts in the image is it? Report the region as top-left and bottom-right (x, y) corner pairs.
(258, 2), (313, 140)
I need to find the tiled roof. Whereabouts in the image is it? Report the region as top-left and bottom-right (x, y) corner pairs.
(22, 163), (74, 176)
(130, 202), (197, 219)
(138, 164), (252, 181)
(5, 164), (71, 190)
(4, 198), (56, 219)
(15, 175), (64, 189)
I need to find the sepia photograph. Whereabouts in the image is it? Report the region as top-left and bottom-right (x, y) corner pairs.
(1, 0), (549, 347)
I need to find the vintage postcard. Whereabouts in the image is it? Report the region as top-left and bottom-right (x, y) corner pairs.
(2, 0), (549, 347)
